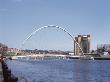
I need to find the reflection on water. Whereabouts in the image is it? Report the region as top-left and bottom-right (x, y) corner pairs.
(6, 58), (110, 82)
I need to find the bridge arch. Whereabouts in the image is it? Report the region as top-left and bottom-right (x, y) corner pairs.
(19, 25), (83, 55)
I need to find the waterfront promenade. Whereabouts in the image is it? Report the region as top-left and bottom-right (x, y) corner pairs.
(0, 62), (3, 82)
(11, 54), (110, 60)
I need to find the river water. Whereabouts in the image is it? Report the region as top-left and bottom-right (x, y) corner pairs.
(6, 58), (110, 82)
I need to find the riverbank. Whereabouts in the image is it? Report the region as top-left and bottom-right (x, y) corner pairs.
(9, 54), (110, 60)
(94, 57), (110, 60)
(68, 56), (110, 60)
(0, 58), (18, 82)
(0, 62), (3, 82)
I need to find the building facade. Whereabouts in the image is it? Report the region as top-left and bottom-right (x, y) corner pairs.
(74, 34), (90, 55)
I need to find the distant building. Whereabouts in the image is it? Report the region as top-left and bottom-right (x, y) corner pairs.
(97, 44), (110, 55)
(8, 48), (18, 53)
(74, 34), (90, 55)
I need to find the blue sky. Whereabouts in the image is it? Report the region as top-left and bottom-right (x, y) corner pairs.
(0, 0), (110, 51)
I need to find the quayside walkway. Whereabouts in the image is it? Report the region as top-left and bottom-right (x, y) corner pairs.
(0, 57), (18, 82)
(0, 62), (3, 82)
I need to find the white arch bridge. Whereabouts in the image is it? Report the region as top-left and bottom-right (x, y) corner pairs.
(14, 25), (95, 60)
(18, 25), (83, 54)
